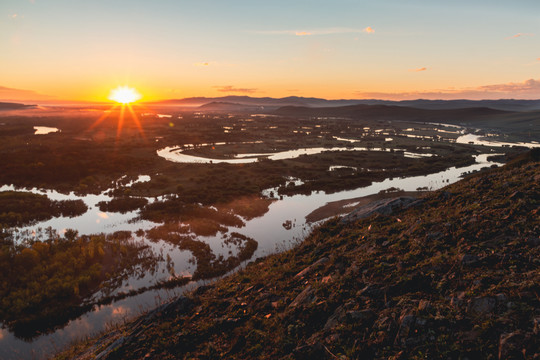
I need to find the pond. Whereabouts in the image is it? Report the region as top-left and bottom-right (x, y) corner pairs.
(33, 126), (60, 135)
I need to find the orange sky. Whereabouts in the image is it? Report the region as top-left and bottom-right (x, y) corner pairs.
(1, 1), (539, 103)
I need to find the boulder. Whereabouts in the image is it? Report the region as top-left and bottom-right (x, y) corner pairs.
(341, 197), (423, 223)
(467, 297), (496, 315)
(288, 285), (316, 308)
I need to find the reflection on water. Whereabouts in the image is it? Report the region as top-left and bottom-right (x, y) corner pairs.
(158, 144), (434, 164)
(33, 126), (60, 135)
(1, 176), (157, 242)
(456, 133), (539, 148)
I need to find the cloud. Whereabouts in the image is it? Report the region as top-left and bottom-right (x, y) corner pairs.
(409, 67), (427, 72)
(477, 78), (540, 92)
(213, 85), (257, 94)
(255, 27), (374, 36)
(355, 78), (540, 100)
(506, 33), (534, 39)
(194, 61), (219, 67)
(11, 14), (17, 19)
(363, 26), (375, 34)
(0, 85), (53, 101)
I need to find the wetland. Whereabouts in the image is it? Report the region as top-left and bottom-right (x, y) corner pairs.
(0, 103), (536, 359)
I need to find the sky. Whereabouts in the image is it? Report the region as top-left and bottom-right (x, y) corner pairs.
(1, 0), (539, 102)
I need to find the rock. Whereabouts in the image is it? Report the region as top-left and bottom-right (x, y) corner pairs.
(438, 191), (452, 200)
(295, 257), (329, 279)
(94, 336), (127, 360)
(346, 309), (376, 325)
(450, 296), (464, 308)
(395, 314), (416, 342)
(341, 197), (423, 223)
(226, 335), (246, 356)
(508, 191), (524, 200)
(288, 286), (316, 308)
(373, 315), (394, 332)
(467, 297), (496, 315)
(324, 305), (347, 330)
(534, 317), (540, 335)
(357, 284), (383, 298)
(461, 254), (480, 266)
(527, 237), (540, 246)
(495, 293), (508, 304)
(418, 300), (432, 311)
(426, 232), (443, 241)
(292, 342), (326, 360)
(193, 284), (214, 296)
(498, 332), (525, 360)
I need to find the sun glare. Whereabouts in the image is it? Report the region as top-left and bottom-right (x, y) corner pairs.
(109, 86), (142, 104)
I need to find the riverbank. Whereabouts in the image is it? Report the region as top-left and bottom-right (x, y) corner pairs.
(56, 149), (539, 359)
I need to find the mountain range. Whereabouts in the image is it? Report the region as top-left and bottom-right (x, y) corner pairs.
(151, 96), (540, 112)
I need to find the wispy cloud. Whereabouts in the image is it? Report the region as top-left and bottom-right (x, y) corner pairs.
(11, 14), (18, 19)
(355, 78), (540, 100)
(255, 27), (375, 36)
(409, 67), (427, 72)
(194, 61), (217, 67)
(213, 85), (257, 94)
(363, 26), (375, 34)
(506, 32), (534, 39)
(477, 78), (540, 92)
(0, 85), (53, 101)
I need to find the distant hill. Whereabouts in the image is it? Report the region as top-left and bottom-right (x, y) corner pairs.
(197, 101), (263, 112)
(0, 102), (35, 110)
(150, 96), (540, 112)
(153, 96), (367, 108)
(274, 103), (509, 121)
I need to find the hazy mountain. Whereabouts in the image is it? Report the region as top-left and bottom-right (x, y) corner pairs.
(197, 101), (263, 112)
(152, 96), (363, 108)
(0, 102), (36, 110)
(273, 104), (509, 121)
(150, 96), (540, 112)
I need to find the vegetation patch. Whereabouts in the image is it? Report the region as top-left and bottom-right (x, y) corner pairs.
(0, 229), (159, 339)
(97, 196), (148, 213)
(0, 191), (87, 227)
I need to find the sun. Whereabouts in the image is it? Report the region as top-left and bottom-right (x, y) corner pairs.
(109, 86), (142, 104)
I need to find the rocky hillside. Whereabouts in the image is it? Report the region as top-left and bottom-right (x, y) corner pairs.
(58, 150), (539, 360)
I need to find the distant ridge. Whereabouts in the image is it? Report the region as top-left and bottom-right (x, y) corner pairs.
(273, 103), (509, 122)
(0, 102), (36, 110)
(197, 101), (263, 111)
(150, 96), (540, 112)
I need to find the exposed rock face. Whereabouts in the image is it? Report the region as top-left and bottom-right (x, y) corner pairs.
(341, 196), (423, 223)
